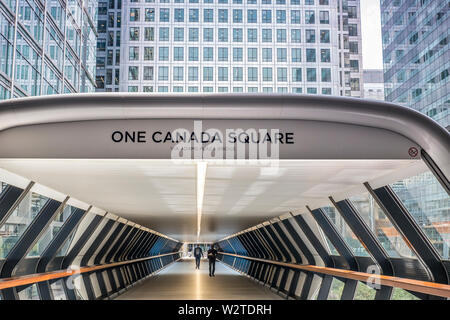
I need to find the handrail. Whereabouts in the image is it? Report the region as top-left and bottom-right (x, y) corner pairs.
(0, 251), (182, 290)
(219, 252), (450, 298)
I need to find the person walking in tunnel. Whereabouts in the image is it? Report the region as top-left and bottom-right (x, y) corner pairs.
(194, 244), (203, 269)
(207, 245), (218, 277)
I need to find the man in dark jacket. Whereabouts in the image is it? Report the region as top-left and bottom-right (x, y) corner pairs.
(193, 244), (203, 269)
(207, 245), (218, 277)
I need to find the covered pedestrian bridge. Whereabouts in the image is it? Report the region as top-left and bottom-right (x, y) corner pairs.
(0, 94), (448, 300)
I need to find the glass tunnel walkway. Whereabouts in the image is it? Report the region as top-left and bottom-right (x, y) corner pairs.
(0, 94), (449, 301)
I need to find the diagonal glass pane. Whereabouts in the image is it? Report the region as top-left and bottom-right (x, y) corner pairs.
(321, 205), (369, 256)
(350, 193), (416, 258)
(390, 171), (450, 259)
(27, 204), (78, 257)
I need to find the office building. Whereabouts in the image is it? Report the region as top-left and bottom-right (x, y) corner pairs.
(95, 0), (364, 96)
(363, 69), (384, 101)
(0, 0), (98, 100)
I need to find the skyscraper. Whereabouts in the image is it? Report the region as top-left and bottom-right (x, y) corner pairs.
(380, 0), (449, 259)
(96, 0), (364, 96)
(380, 0), (449, 129)
(0, 0), (99, 100)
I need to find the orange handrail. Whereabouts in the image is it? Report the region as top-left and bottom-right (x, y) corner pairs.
(219, 252), (450, 298)
(0, 251), (182, 290)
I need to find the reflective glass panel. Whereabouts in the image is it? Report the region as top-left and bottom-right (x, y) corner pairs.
(391, 287), (420, 300)
(0, 192), (49, 259)
(18, 284), (39, 300)
(327, 278), (344, 300)
(354, 281), (376, 300)
(350, 193), (416, 258)
(322, 205), (369, 256)
(390, 171), (450, 259)
(27, 205), (77, 257)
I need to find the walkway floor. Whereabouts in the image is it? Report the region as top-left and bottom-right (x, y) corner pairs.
(115, 259), (282, 300)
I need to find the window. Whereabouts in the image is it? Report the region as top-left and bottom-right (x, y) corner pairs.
(218, 67), (228, 81)
(291, 29), (301, 43)
(173, 66), (184, 81)
(349, 42), (358, 54)
(262, 48), (272, 62)
(188, 67), (198, 81)
(233, 47), (243, 61)
(144, 27), (154, 41)
(248, 29), (257, 42)
(248, 48), (258, 62)
(203, 28), (213, 41)
(348, 6), (357, 18)
(248, 10), (257, 23)
(203, 47), (213, 61)
(349, 193), (416, 258)
(143, 66), (154, 80)
(319, 11), (329, 24)
(305, 10), (315, 24)
(189, 28), (199, 41)
(145, 8), (155, 21)
(350, 60), (359, 72)
(144, 47), (154, 60)
(320, 30), (330, 43)
(189, 9), (199, 22)
(277, 67), (287, 81)
(306, 29), (315, 43)
(218, 9), (228, 23)
(262, 10), (272, 23)
(158, 66), (168, 80)
(129, 27), (139, 40)
(276, 10), (286, 23)
(292, 68), (302, 81)
(158, 86), (168, 92)
(276, 29), (286, 43)
(174, 8), (184, 22)
(159, 27), (169, 41)
(218, 28), (228, 42)
(159, 47), (169, 61)
(233, 29), (243, 42)
(160, 8), (169, 22)
(218, 47), (228, 61)
(188, 86), (198, 92)
(174, 47), (184, 61)
(305, 0), (314, 4)
(129, 47), (139, 61)
(307, 68), (316, 82)
(306, 48), (316, 62)
(350, 78), (360, 90)
(233, 9), (243, 23)
(349, 24), (358, 36)
(322, 88), (331, 95)
(292, 48), (301, 62)
(27, 205), (76, 258)
(320, 49), (330, 62)
(322, 205), (370, 256)
(233, 67), (243, 81)
(189, 47), (199, 61)
(203, 67), (213, 81)
(277, 48), (287, 62)
(262, 29), (272, 43)
(390, 172), (450, 258)
(130, 8), (139, 21)
(174, 28), (184, 41)
(248, 67), (258, 81)
(321, 68), (331, 82)
(263, 68), (272, 81)
(204, 9), (213, 22)
(291, 10), (300, 23)
(128, 66), (139, 80)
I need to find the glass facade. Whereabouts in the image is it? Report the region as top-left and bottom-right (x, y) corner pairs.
(0, 0), (98, 100)
(94, 0), (363, 95)
(381, 0), (449, 129)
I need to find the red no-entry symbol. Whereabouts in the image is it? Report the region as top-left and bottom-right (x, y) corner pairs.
(408, 147), (419, 157)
